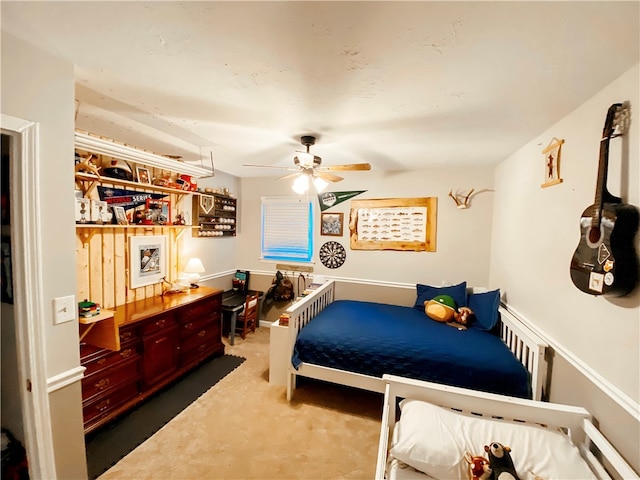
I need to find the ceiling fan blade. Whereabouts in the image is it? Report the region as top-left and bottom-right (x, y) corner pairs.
(316, 171), (344, 182)
(321, 163), (372, 172)
(242, 163), (297, 171)
(276, 172), (302, 181)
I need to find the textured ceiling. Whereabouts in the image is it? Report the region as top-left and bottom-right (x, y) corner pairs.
(2, 1), (639, 178)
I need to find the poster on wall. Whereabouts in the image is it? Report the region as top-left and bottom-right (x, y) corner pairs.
(349, 197), (437, 252)
(129, 235), (167, 289)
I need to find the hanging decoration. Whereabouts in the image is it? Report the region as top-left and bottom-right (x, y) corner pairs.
(541, 137), (564, 188)
(319, 241), (347, 269)
(317, 190), (367, 211)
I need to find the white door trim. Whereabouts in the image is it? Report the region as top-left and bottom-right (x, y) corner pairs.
(2, 114), (57, 479)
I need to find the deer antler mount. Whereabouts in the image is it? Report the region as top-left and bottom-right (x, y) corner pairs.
(448, 189), (475, 209)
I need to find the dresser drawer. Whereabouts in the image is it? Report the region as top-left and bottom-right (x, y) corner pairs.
(82, 341), (139, 377)
(180, 297), (220, 323)
(140, 314), (177, 337)
(180, 314), (219, 338)
(83, 379), (140, 428)
(82, 357), (140, 402)
(180, 325), (219, 353)
(179, 335), (224, 369)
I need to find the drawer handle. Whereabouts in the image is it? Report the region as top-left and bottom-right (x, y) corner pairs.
(121, 332), (133, 340)
(156, 319), (166, 327)
(198, 330), (206, 338)
(120, 349), (133, 359)
(97, 399), (110, 412)
(198, 344), (206, 352)
(185, 322), (193, 329)
(95, 378), (110, 390)
(97, 358), (107, 365)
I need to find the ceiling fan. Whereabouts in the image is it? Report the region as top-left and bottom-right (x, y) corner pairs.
(243, 135), (371, 193)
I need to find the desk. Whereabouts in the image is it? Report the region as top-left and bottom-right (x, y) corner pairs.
(222, 289), (263, 345)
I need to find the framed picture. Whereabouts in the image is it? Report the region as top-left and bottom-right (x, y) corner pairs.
(136, 166), (151, 185)
(541, 137), (564, 188)
(129, 235), (167, 289)
(349, 197), (437, 252)
(112, 205), (128, 225)
(321, 212), (344, 236)
(146, 198), (171, 225)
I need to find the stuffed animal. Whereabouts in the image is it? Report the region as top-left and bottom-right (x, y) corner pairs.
(484, 442), (521, 480)
(424, 295), (476, 330)
(464, 452), (492, 480)
(424, 294), (458, 322)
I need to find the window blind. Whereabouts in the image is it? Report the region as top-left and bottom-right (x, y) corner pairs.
(261, 196), (313, 262)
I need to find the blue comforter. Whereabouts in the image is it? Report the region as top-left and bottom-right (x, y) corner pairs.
(292, 300), (531, 399)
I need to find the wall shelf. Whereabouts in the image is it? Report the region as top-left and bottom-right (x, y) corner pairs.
(75, 172), (200, 201)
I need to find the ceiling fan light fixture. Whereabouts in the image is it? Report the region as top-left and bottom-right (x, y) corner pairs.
(292, 174), (309, 194)
(312, 176), (329, 193)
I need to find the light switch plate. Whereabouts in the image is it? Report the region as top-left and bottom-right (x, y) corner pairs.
(53, 295), (76, 325)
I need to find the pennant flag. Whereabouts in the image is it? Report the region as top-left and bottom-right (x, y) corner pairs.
(317, 191), (367, 212)
(98, 187), (167, 211)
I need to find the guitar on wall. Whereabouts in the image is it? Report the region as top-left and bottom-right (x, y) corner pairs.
(570, 102), (639, 297)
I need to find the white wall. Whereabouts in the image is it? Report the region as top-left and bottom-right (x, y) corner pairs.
(490, 65), (640, 470)
(1, 32), (87, 479)
(238, 166), (496, 288)
(491, 64), (639, 403)
(182, 170), (240, 277)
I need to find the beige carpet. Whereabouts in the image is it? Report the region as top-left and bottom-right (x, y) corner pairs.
(97, 326), (384, 480)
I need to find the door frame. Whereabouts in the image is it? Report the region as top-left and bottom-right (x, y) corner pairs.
(2, 113), (57, 478)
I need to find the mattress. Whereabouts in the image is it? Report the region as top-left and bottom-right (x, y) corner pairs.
(291, 300), (531, 398)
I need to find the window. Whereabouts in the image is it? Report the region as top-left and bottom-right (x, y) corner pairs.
(261, 196), (313, 263)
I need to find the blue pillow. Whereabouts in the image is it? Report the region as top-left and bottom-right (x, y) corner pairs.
(467, 289), (501, 331)
(414, 282), (467, 311)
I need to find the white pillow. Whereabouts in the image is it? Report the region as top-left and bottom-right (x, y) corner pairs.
(390, 399), (596, 480)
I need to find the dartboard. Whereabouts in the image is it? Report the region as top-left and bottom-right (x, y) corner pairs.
(319, 241), (346, 269)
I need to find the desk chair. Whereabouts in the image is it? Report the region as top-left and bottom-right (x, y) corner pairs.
(236, 292), (259, 340)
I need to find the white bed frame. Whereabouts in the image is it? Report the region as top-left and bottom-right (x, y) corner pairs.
(375, 374), (638, 480)
(285, 280), (549, 401)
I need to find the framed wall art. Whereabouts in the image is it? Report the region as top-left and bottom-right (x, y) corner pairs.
(129, 235), (167, 289)
(320, 212), (344, 236)
(541, 137), (564, 188)
(349, 197), (437, 252)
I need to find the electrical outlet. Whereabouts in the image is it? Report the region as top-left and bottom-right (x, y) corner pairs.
(53, 295), (76, 325)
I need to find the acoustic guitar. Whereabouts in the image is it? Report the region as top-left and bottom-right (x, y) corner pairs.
(570, 103), (639, 297)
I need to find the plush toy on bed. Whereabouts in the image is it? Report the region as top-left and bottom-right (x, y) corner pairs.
(424, 295), (476, 330)
(484, 442), (521, 480)
(464, 452), (492, 480)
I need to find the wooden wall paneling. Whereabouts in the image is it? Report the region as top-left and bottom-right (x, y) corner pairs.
(101, 228), (115, 309)
(89, 228), (103, 306)
(114, 229), (126, 308)
(76, 234), (89, 303)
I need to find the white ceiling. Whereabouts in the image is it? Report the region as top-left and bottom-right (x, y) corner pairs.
(2, 1), (639, 179)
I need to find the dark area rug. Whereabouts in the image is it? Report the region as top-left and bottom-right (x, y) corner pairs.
(85, 354), (245, 480)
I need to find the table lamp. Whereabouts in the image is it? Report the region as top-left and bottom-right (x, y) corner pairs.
(183, 257), (205, 288)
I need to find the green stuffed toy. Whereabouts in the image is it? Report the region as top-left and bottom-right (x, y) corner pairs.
(424, 294), (458, 323)
(424, 294), (476, 330)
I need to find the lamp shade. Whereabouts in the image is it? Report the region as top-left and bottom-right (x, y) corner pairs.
(184, 258), (205, 274)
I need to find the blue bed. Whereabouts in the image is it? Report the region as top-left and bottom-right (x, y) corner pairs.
(291, 300), (532, 399)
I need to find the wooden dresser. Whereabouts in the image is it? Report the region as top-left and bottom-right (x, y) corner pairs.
(80, 287), (224, 434)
